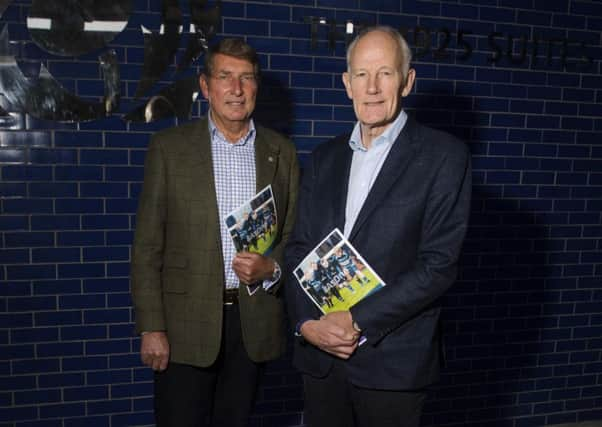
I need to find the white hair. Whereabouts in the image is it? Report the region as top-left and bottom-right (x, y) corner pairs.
(346, 25), (412, 80)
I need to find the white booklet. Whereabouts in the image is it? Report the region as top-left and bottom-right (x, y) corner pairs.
(224, 185), (278, 295)
(293, 228), (385, 314)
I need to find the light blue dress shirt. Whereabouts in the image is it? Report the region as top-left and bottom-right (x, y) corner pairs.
(209, 113), (280, 291)
(344, 110), (408, 237)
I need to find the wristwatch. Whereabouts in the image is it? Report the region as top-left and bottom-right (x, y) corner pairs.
(272, 261), (282, 282)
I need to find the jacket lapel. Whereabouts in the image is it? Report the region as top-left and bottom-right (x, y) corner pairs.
(189, 118), (213, 170)
(255, 130), (280, 191)
(348, 119), (418, 241)
(331, 138), (353, 232)
(188, 118), (222, 248)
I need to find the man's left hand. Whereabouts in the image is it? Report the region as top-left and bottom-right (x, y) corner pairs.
(232, 252), (275, 285)
(323, 311), (358, 338)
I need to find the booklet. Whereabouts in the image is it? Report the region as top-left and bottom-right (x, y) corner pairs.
(293, 228), (385, 314)
(224, 185), (278, 295)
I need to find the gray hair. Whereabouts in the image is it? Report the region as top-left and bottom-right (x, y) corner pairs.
(346, 26), (412, 80)
(203, 37), (260, 79)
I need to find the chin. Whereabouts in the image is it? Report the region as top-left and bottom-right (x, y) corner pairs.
(362, 117), (387, 126)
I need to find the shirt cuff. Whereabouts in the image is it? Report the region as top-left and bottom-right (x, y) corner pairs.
(262, 261), (281, 291)
(294, 318), (313, 337)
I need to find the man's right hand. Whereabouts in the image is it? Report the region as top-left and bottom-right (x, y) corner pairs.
(300, 317), (359, 359)
(140, 331), (170, 371)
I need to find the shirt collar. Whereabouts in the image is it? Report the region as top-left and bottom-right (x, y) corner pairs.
(208, 111), (256, 147)
(348, 109), (408, 152)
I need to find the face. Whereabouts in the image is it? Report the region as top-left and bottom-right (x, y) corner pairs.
(342, 30), (415, 139)
(200, 53), (258, 130)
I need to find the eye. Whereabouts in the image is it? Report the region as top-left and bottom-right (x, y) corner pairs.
(241, 74), (257, 84)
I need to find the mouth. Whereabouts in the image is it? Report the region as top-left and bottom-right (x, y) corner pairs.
(364, 101), (384, 106)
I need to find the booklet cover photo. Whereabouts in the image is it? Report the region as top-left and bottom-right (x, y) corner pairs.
(293, 228), (385, 314)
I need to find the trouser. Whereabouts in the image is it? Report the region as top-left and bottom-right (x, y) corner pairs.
(303, 360), (426, 427)
(154, 304), (259, 427)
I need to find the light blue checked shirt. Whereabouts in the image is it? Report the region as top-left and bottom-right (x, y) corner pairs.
(209, 113), (257, 290)
(209, 113), (279, 291)
(344, 110), (408, 237)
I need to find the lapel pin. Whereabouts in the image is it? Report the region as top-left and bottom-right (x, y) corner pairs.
(268, 156), (274, 162)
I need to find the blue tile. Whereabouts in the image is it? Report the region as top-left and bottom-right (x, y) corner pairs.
(55, 199), (104, 214)
(55, 166), (103, 181)
(55, 132), (103, 148)
(31, 247), (81, 263)
(223, 18), (269, 36)
(58, 263), (106, 279)
(0, 131), (50, 147)
(80, 150), (129, 165)
(0, 249), (29, 264)
(105, 132), (150, 148)
(63, 385), (109, 401)
(247, 4), (290, 20)
(291, 72), (334, 88)
(80, 183), (129, 197)
(0, 147), (25, 164)
(1, 165), (52, 181)
(5, 232), (55, 248)
(35, 311), (83, 327)
(60, 325), (107, 340)
(36, 342), (84, 357)
(83, 247), (130, 262)
(57, 231), (105, 246)
(39, 402), (86, 419)
(0, 215), (28, 231)
(29, 148), (77, 164)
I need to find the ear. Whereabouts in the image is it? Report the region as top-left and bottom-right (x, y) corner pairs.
(200, 74), (210, 100)
(401, 68), (416, 97)
(342, 72), (353, 100)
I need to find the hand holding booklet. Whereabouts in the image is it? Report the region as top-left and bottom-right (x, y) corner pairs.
(224, 185), (278, 295)
(293, 228), (386, 314)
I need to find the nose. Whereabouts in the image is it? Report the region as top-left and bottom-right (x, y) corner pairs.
(367, 74), (379, 94)
(231, 77), (243, 95)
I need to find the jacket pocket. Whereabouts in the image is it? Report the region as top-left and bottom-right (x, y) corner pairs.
(162, 251), (189, 294)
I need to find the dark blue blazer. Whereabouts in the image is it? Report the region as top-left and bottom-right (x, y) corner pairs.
(285, 117), (472, 390)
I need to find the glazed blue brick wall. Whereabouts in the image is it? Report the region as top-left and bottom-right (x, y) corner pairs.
(1, 0), (601, 426)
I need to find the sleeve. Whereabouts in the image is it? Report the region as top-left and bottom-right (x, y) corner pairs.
(130, 135), (168, 334)
(350, 143), (472, 345)
(284, 151), (322, 331)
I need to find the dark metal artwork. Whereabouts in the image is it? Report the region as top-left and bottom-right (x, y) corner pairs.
(176, 0), (221, 72)
(0, 27), (120, 122)
(125, 74), (200, 123)
(0, 103), (22, 129)
(0, 0), (223, 125)
(0, 0), (10, 18)
(100, 49), (120, 115)
(133, 0), (182, 98)
(27, 0), (131, 56)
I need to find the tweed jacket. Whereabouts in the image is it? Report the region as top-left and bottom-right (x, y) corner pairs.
(131, 117), (299, 367)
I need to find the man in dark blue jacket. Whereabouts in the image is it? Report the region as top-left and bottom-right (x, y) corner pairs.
(285, 26), (472, 427)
